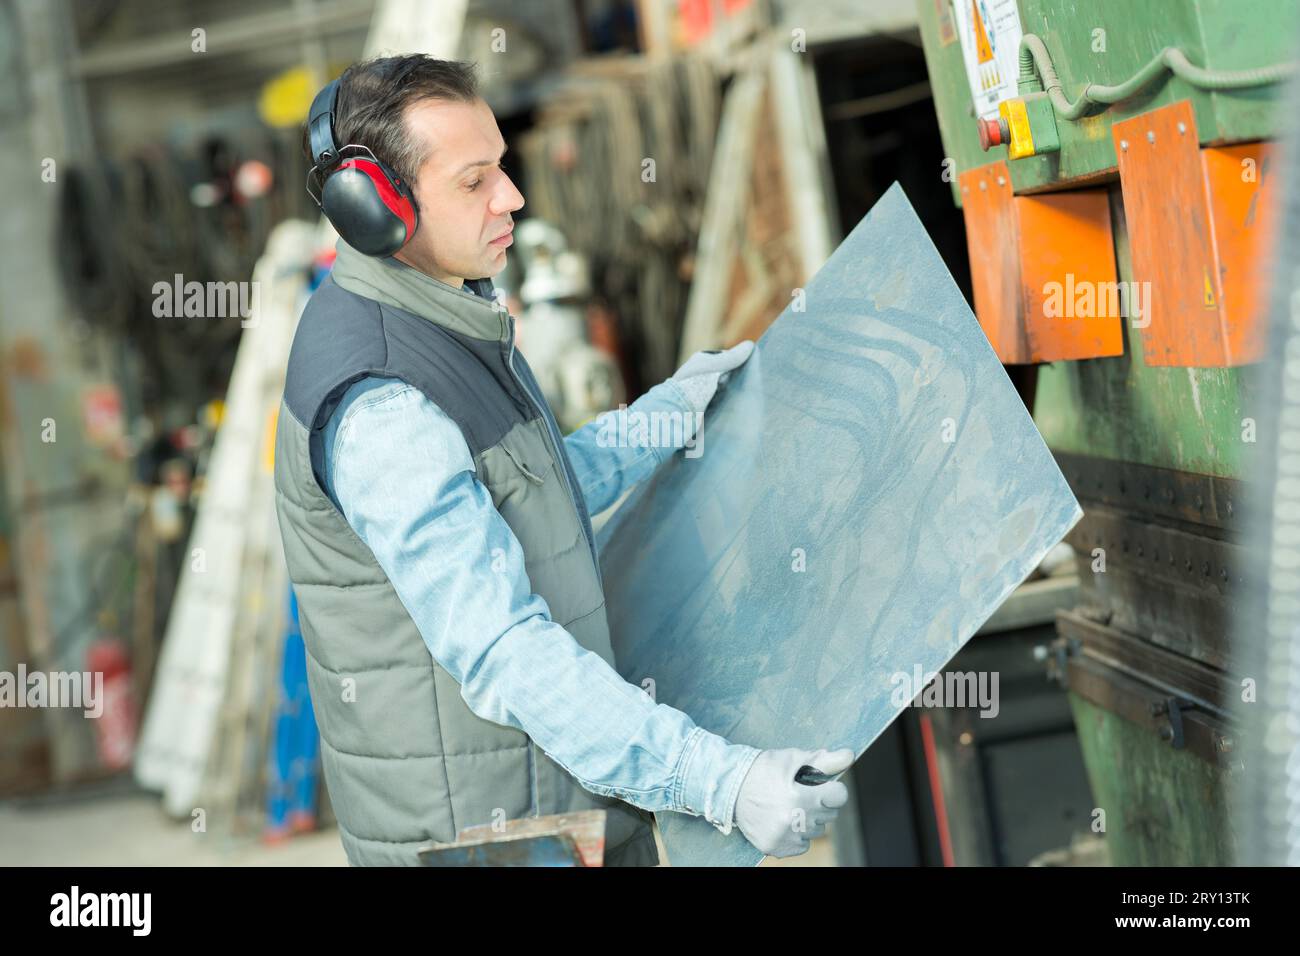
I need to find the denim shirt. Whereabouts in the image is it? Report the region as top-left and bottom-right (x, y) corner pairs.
(318, 368), (761, 835)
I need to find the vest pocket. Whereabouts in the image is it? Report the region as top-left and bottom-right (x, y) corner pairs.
(484, 425), (583, 556)
(500, 443), (546, 485)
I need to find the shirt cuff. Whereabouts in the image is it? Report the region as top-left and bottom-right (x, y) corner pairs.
(676, 727), (763, 835)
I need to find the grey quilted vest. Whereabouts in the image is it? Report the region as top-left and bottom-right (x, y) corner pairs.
(272, 239), (658, 866)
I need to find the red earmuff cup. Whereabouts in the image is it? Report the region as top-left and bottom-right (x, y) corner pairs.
(336, 157), (417, 245)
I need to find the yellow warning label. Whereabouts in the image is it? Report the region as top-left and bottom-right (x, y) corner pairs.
(1203, 268), (1217, 308)
(972, 0), (994, 63)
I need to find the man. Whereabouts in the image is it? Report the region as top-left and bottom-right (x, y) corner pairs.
(273, 53), (852, 867)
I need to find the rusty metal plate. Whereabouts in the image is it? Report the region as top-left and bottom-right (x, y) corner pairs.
(417, 810), (607, 867)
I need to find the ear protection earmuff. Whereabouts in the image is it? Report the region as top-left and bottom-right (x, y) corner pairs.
(306, 78), (419, 257)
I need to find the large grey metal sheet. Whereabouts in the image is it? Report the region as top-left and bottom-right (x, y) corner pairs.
(596, 183), (1083, 867)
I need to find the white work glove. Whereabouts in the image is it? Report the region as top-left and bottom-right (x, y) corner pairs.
(733, 747), (853, 858)
(669, 340), (755, 418)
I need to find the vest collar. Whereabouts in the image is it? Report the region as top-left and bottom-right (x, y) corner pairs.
(330, 238), (508, 342)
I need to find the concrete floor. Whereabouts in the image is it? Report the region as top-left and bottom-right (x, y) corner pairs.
(0, 776), (835, 867)
(0, 778), (347, 866)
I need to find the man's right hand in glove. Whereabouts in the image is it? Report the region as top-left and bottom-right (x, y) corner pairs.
(732, 747), (854, 858)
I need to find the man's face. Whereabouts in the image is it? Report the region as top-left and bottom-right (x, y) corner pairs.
(395, 97), (524, 287)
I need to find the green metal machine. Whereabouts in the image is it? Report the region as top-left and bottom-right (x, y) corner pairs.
(916, 0), (1298, 864)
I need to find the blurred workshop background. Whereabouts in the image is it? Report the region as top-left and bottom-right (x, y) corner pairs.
(1, 0), (1299, 867)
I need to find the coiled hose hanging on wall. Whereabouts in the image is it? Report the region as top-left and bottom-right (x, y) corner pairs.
(1018, 32), (1297, 120)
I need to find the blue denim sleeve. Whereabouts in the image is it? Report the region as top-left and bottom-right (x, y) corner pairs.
(563, 378), (700, 516)
(320, 375), (760, 832)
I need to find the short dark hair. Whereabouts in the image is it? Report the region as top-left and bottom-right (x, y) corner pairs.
(303, 55), (480, 189)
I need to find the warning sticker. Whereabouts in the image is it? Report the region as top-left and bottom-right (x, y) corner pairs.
(951, 0), (1023, 120)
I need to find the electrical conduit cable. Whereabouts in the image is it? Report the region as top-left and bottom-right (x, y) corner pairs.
(1018, 32), (1297, 121)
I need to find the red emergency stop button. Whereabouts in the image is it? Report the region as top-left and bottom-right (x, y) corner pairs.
(977, 117), (1009, 152)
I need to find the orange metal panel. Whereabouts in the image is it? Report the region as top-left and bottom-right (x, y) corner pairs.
(1113, 101), (1229, 366)
(1201, 142), (1276, 365)
(959, 161), (1029, 363)
(1017, 190), (1123, 361)
(960, 162), (1121, 364)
